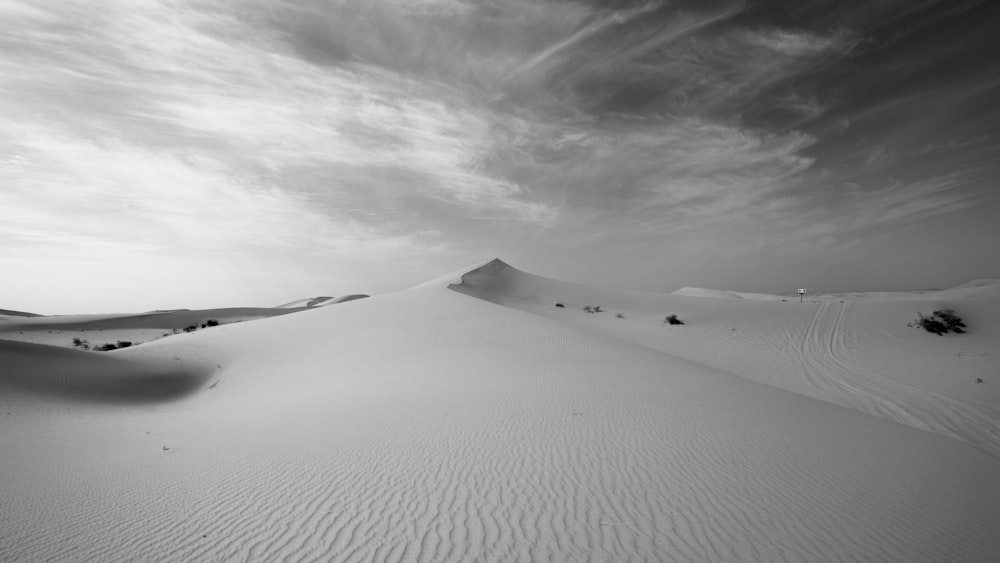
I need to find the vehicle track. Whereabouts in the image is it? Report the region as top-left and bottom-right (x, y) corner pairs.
(788, 302), (1000, 458)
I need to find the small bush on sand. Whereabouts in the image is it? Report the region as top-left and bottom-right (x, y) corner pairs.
(908, 309), (966, 335)
(665, 314), (684, 325)
(583, 305), (603, 314)
(206, 319), (219, 327)
(95, 341), (136, 351)
(934, 309), (966, 332)
(615, 312), (624, 319)
(72, 338), (89, 349)
(555, 303), (565, 308)
(183, 325), (198, 333)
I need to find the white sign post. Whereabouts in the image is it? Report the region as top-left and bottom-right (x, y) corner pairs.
(797, 288), (807, 303)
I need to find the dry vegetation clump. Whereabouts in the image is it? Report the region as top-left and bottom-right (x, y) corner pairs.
(94, 340), (134, 351)
(908, 309), (966, 335)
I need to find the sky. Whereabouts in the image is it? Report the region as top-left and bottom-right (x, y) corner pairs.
(2, 0), (999, 314)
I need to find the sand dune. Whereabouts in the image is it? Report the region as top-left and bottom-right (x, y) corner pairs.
(671, 287), (746, 300)
(0, 307), (307, 350)
(328, 294), (371, 304)
(1, 307), (304, 330)
(2, 259), (999, 562)
(274, 296), (335, 308)
(0, 308), (40, 318)
(454, 260), (1000, 458)
(275, 295), (370, 308)
(0, 339), (211, 403)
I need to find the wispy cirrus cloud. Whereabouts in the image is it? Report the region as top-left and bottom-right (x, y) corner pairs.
(0, 119), (432, 258)
(0, 0), (557, 259)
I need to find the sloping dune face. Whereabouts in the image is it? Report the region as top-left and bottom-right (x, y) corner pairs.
(670, 287), (746, 300)
(328, 294), (370, 304)
(0, 308), (41, 317)
(452, 260), (1000, 459)
(0, 340), (212, 403)
(2, 261), (1000, 562)
(0, 307), (310, 350)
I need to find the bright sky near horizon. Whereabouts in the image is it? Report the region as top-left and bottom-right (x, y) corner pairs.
(2, 0), (999, 314)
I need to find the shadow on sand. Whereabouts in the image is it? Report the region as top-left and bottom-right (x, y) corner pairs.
(0, 339), (213, 404)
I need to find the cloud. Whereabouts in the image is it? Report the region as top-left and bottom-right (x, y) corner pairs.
(0, 119), (432, 260)
(2, 0), (996, 307)
(503, 1), (666, 85)
(0, 0), (565, 264)
(743, 28), (854, 57)
(732, 170), (983, 258)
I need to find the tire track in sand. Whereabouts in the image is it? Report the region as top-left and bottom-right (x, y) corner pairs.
(792, 302), (1000, 458)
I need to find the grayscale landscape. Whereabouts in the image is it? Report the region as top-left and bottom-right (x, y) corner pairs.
(2, 1), (999, 562)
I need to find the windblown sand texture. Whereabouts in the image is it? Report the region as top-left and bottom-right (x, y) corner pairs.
(2, 260), (999, 562)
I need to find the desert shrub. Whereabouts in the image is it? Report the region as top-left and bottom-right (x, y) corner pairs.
(206, 319), (219, 327)
(934, 309), (966, 333)
(116, 340), (133, 349)
(665, 314), (684, 325)
(615, 312), (624, 319)
(908, 309), (966, 335)
(183, 325), (198, 333)
(95, 343), (118, 351)
(72, 337), (89, 348)
(912, 315), (947, 335)
(555, 303), (565, 308)
(583, 305), (603, 313)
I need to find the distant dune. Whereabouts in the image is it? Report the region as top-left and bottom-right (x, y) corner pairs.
(274, 296), (335, 308)
(275, 295), (369, 308)
(951, 278), (1000, 289)
(2, 259), (998, 562)
(0, 307), (308, 350)
(327, 294), (370, 304)
(0, 308), (41, 317)
(671, 286), (746, 299)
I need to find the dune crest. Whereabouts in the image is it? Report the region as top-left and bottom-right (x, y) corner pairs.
(0, 308), (41, 317)
(671, 286), (747, 299)
(951, 278), (1000, 289)
(274, 296), (334, 308)
(328, 294), (370, 304)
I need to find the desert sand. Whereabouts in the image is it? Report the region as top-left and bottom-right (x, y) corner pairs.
(2, 259), (999, 562)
